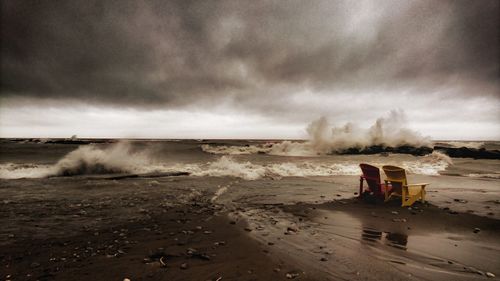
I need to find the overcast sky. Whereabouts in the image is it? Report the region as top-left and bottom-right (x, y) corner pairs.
(1, 0), (499, 139)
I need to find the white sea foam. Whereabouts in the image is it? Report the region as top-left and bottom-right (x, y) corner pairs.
(201, 144), (270, 155)
(190, 156), (363, 180)
(0, 145), (452, 180)
(0, 163), (54, 179)
(190, 154), (451, 179)
(211, 185), (229, 202)
(467, 173), (500, 179)
(402, 151), (452, 176)
(201, 141), (317, 157)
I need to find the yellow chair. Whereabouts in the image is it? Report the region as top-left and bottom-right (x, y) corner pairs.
(382, 165), (428, 207)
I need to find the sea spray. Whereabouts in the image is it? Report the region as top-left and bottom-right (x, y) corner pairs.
(305, 109), (431, 153)
(51, 141), (152, 176)
(202, 110), (432, 156)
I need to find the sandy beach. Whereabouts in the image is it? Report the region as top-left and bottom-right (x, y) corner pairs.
(1, 165), (499, 280)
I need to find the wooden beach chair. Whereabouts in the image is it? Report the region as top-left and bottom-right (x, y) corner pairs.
(382, 165), (428, 207)
(359, 164), (390, 199)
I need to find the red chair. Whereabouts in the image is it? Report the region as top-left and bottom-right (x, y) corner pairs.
(359, 163), (390, 199)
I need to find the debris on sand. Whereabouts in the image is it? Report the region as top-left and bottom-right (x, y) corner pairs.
(159, 256), (167, 268)
(186, 248), (211, 260)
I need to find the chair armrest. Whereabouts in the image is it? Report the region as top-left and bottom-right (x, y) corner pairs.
(405, 183), (429, 187)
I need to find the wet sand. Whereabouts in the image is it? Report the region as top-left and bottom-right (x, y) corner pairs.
(1, 175), (499, 280)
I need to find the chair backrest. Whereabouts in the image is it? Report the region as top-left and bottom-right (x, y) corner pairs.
(382, 165), (407, 186)
(360, 163), (382, 194)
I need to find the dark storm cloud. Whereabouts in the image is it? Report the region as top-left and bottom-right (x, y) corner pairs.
(1, 0), (499, 108)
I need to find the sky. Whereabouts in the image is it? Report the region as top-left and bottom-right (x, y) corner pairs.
(1, 0), (499, 140)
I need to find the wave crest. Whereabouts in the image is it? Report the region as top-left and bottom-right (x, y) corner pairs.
(52, 142), (151, 176)
(201, 141), (317, 157)
(403, 151), (452, 175)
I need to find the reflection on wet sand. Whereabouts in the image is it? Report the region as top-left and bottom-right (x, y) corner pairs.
(361, 228), (408, 250)
(299, 205), (499, 280)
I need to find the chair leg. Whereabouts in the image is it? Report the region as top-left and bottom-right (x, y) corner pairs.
(384, 181), (390, 202)
(359, 177), (364, 198)
(400, 187), (407, 206)
(384, 192), (391, 202)
(402, 187), (427, 207)
(403, 195), (418, 207)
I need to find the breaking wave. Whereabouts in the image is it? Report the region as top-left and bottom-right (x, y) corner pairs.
(52, 142), (152, 176)
(0, 142), (153, 179)
(186, 153), (452, 180)
(402, 151), (452, 176)
(0, 153), (452, 181)
(202, 110), (432, 157)
(467, 173), (500, 179)
(184, 156), (361, 180)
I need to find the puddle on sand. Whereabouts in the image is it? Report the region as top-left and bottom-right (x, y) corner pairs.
(313, 209), (499, 279)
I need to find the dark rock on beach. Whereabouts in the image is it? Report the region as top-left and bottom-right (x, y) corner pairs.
(337, 145), (433, 156)
(337, 144), (499, 159)
(433, 146), (500, 160)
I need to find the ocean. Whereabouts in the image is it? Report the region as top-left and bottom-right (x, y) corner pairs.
(1, 138), (499, 280)
(1, 139), (499, 180)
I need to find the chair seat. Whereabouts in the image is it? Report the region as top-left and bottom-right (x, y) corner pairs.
(382, 165), (429, 207)
(359, 164), (391, 199)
